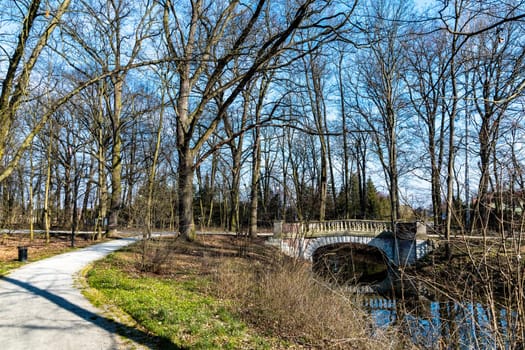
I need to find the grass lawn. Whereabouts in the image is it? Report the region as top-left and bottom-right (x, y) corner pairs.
(85, 238), (290, 349)
(85, 236), (398, 349)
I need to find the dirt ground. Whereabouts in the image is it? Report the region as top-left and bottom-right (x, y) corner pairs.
(0, 232), (108, 264)
(130, 234), (279, 278)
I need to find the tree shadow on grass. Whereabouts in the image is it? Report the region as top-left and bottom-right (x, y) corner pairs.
(1, 276), (184, 350)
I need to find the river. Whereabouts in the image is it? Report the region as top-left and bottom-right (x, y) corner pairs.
(363, 293), (518, 349)
(313, 249), (521, 349)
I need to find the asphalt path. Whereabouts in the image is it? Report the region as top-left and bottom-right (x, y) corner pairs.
(0, 237), (151, 350)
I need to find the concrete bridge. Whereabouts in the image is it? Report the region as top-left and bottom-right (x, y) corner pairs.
(273, 219), (433, 266)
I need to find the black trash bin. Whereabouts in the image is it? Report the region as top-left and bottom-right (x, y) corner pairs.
(17, 246), (28, 262)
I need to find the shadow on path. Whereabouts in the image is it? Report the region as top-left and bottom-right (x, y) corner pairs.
(1, 276), (183, 350)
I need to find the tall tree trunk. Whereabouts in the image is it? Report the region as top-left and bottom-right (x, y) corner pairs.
(337, 52), (351, 219)
(319, 145), (328, 221)
(107, 75), (123, 235)
(230, 147), (242, 232)
(178, 145), (196, 241)
(124, 120), (138, 227)
(389, 120), (399, 223)
(43, 121), (55, 244)
(357, 137), (368, 219)
(281, 138), (290, 223)
(221, 86), (250, 233)
(445, 14), (461, 253)
(225, 104), (247, 232)
(207, 155), (218, 227)
(248, 76), (270, 238)
(249, 74), (271, 236)
(324, 110), (336, 218)
(304, 54), (328, 221)
(28, 143), (34, 240)
(80, 157), (96, 230)
(431, 79), (447, 230)
(146, 92), (164, 239)
(63, 143), (72, 228)
(43, 152), (52, 244)
(96, 90), (108, 240)
(249, 123), (261, 237)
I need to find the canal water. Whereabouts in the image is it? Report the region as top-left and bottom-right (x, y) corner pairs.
(364, 294), (517, 349)
(313, 248), (521, 349)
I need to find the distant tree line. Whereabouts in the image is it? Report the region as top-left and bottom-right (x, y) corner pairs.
(0, 0), (524, 241)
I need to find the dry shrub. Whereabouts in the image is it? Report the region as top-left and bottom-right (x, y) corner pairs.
(412, 239), (525, 349)
(136, 238), (178, 274)
(212, 258), (407, 349)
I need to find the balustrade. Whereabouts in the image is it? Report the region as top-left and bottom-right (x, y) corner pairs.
(276, 219), (395, 237)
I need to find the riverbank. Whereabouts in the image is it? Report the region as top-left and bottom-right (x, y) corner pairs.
(398, 237), (525, 348)
(85, 235), (409, 349)
(409, 237), (525, 300)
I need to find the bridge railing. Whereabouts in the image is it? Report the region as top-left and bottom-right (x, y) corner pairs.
(274, 219), (393, 238)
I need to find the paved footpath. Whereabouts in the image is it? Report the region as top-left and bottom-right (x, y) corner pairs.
(0, 238), (142, 350)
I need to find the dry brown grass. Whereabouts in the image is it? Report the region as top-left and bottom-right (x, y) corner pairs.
(197, 239), (409, 349)
(124, 235), (412, 349)
(157, 236), (414, 349)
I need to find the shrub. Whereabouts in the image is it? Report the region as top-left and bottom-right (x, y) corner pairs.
(211, 257), (405, 349)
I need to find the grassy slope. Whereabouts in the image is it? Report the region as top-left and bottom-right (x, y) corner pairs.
(84, 236), (405, 349)
(86, 252), (283, 349)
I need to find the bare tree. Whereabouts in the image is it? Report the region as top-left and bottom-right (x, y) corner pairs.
(248, 73), (274, 237)
(404, 26), (449, 229)
(160, 0), (349, 240)
(301, 50), (332, 221)
(353, 0), (411, 224)
(466, 12), (525, 235)
(216, 86), (252, 233)
(0, 0), (71, 182)
(61, 0), (157, 235)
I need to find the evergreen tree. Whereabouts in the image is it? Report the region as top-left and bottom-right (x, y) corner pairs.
(349, 173), (361, 218)
(366, 178), (380, 219)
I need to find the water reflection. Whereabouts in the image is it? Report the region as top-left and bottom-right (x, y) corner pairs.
(364, 296), (517, 349)
(312, 243), (388, 284)
(312, 243), (521, 348)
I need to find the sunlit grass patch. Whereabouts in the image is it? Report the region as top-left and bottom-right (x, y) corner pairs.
(86, 236), (405, 349)
(87, 256), (275, 349)
(0, 261), (24, 276)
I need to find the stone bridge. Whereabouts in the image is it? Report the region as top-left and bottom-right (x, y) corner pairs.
(273, 219), (433, 266)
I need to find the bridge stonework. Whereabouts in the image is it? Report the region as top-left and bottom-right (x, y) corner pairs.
(273, 220), (433, 266)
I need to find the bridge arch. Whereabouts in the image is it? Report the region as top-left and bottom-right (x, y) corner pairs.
(304, 235), (395, 263)
(273, 219), (433, 266)
(312, 243), (389, 283)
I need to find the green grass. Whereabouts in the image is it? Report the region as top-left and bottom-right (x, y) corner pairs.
(0, 261), (24, 276)
(85, 237), (402, 349)
(86, 254), (276, 349)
